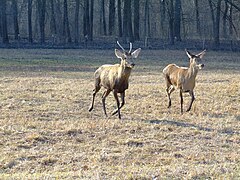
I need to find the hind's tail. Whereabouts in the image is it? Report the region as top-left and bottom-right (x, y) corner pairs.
(163, 66), (172, 86)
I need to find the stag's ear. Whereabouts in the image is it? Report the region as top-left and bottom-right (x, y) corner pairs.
(196, 49), (206, 59)
(131, 48), (141, 58)
(115, 49), (123, 59)
(185, 49), (193, 59)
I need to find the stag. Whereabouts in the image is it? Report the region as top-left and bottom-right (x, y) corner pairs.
(89, 41), (141, 119)
(163, 49), (206, 114)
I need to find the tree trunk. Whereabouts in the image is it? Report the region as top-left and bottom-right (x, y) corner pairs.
(159, 0), (166, 37)
(194, 0), (201, 36)
(50, 0), (57, 35)
(123, 0), (134, 42)
(63, 0), (71, 43)
(174, 0), (181, 41)
(28, 0), (33, 43)
(0, 6), (2, 38)
(144, 0), (149, 38)
(133, 0), (139, 40)
(229, 1), (233, 36)
(214, 0), (221, 47)
(12, 0), (19, 40)
(168, 0), (174, 45)
(123, 0), (128, 40)
(117, 0), (122, 37)
(0, 0), (9, 44)
(37, 0), (46, 43)
(74, 0), (80, 44)
(100, 0), (107, 35)
(109, 0), (115, 35)
(208, 0), (215, 39)
(89, 0), (94, 40)
(127, 0), (134, 42)
(222, 1), (228, 38)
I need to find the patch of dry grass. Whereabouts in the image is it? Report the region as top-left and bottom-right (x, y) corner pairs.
(0, 49), (239, 179)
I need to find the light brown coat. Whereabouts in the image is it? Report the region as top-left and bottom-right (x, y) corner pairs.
(163, 49), (206, 113)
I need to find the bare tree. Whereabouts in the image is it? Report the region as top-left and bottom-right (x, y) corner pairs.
(117, 0), (122, 37)
(63, 0), (71, 43)
(37, 0), (46, 43)
(123, 0), (134, 42)
(89, 0), (94, 41)
(27, 0), (33, 43)
(12, 0), (19, 40)
(167, 0), (174, 45)
(133, 0), (140, 40)
(50, 0), (57, 36)
(109, 0), (115, 35)
(75, 0), (80, 44)
(100, 0), (107, 35)
(159, 0), (166, 37)
(144, 0), (150, 39)
(0, 0), (9, 44)
(195, 0), (201, 36)
(208, 0), (222, 47)
(174, 0), (181, 41)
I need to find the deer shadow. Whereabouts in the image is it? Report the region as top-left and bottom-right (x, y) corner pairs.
(146, 119), (239, 135)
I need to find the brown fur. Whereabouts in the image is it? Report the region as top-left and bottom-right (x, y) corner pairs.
(163, 49), (206, 114)
(89, 42), (141, 119)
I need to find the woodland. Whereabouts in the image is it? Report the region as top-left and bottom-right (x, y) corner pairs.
(0, 0), (240, 50)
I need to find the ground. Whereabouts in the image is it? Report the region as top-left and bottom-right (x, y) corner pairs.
(0, 49), (239, 179)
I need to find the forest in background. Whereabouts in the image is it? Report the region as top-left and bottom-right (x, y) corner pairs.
(0, 0), (240, 50)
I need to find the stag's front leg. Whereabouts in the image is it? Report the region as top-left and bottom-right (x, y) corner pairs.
(102, 89), (111, 117)
(113, 90), (121, 119)
(186, 91), (195, 112)
(112, 92), (125, 116)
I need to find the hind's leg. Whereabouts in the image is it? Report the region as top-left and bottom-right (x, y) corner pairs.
(167, 85), (175, 108)
(89, 79), (101, 112)
(165, 75), (175, 108)
(186, 90), (195, 112)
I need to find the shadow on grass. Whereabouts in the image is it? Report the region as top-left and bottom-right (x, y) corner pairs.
(146, 119), (239, 135)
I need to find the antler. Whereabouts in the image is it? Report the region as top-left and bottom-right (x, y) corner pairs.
(129, 42), (132, 53)
(117, 41), (125, 51)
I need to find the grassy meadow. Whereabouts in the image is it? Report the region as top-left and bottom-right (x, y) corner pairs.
(0, 48), (239, 179)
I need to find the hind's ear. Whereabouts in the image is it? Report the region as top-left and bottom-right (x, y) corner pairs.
(115, 49), (123, 59)
(196, 49), (206, 59)
(131, 48), (141, 58)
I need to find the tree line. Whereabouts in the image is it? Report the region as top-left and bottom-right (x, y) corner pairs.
(0, 0), (239, 48)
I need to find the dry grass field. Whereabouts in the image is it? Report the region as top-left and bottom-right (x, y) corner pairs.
(0, 48), (239, 179)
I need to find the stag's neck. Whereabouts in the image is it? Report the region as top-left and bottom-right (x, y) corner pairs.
(118, 63), (132, 80)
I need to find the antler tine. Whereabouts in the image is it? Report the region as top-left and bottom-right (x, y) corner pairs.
(129, 42), (132, 53)
(117, 41), (125, 51)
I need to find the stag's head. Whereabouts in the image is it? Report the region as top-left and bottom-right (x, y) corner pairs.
(185, 49), (206, 69)
(115, 41), (141, 68)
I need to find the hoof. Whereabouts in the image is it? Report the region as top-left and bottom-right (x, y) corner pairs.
(88, 107), (93, 112)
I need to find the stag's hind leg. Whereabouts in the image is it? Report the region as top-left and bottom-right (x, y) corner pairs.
(102, 89), (111, 117)
(89, 78), (101, 112)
